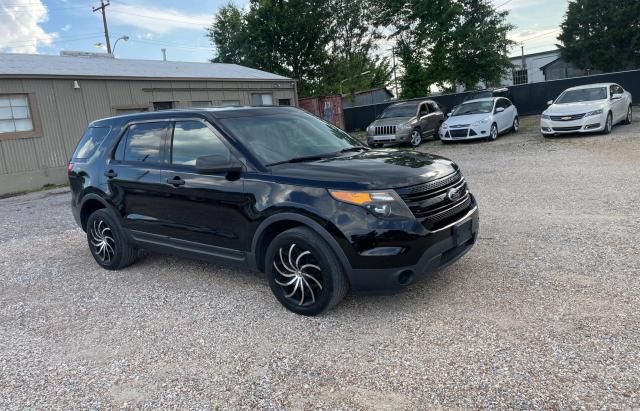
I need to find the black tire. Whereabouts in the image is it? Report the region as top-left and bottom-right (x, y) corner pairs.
(489, 123), (498, 141)
(265, 227), (349, 316)
(602, 112), (613, 134)
(86, 209), (139, 270)
(623, 106), (632, 125)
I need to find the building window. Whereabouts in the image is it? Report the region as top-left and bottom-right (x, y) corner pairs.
(278, 98), (291, 106)
(0, 94), (34, 134)
(153, 101), (174, 111)
(251, 94), (273, 106)
(512, 68), (528, 85)
(221, 100), (240, 107)
(191, 101), (213, 108)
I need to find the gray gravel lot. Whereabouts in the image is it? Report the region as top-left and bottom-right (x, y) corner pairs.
(1, 116), (639, 408)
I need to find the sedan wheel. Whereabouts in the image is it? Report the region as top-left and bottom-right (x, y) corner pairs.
(512, 117), (519, 133)
(623, 106), (632, 125)
(489, 123), (498, 141)
(410, 129), (422, 147)
(603, 112), (613, 134)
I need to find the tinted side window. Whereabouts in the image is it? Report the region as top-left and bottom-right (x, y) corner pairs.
(504, 99), (512, 107)
(73, 126), (111, 160)
(114, 122), (167, 164)
(419, 103), (428, 115)
(427, 102), (439, 112)
(171, 121), (230, 166)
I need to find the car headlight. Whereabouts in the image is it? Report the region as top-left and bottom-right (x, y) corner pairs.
(585, 109), (603, 117)
(441, 123), (449, 129)
(541, 113), (550, 120)
(396, 123), (413, 131)
(472, 118), (490, 127)
(329, 190), (414, 219)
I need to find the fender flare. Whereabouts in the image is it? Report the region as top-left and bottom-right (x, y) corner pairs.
(250, 212), (353, 276)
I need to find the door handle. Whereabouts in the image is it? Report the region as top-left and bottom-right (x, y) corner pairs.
(166, 176), (186, 186)
(104, 170), (117, 178)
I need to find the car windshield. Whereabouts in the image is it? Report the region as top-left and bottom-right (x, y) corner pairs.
(219, 111), (363, 166)
(379, 103), (418, 118)
(555, 87), (607, 104)
(463, 91), (492, 102)
(452, 101), (494, 116)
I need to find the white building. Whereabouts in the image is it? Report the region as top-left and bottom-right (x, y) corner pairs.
(503, 49), (560, 86)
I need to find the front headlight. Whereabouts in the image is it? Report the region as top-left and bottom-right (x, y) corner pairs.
(541, 113), (551, 120)
(329, 190), (414, 219)
(472, 118), (490, 127)
(585, 109), (603, 117)
(397, 123), (413, 131)
(441, 123), (449, 129)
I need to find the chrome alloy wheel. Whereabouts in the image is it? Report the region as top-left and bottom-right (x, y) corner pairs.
(410, 130), (422, 147)
(89, 219), (116, 263)
(273, 243), (323, 306)
(490, 124), (498, 140)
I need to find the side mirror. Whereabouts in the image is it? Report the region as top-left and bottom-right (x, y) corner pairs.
(447, 112), (452, 117)
(495, 107), (505, 113)
(195, 154), (242, 177)
(546, 100), (554, 106)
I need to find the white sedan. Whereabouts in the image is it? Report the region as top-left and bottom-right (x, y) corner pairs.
(439, 97), (518, 143)
(540, 83), (633, 137)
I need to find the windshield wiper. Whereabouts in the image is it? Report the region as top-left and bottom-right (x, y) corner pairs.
(266, 154), (331, 167)
(339, 146), (368, 153)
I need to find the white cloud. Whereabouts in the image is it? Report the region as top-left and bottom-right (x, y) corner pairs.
(61, 24), (72, 32)
(0, 0), (58, 53)
(108, 3), (213, 34)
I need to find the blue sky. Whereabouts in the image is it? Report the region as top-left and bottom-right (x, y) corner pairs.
(0, 0), (569, 62)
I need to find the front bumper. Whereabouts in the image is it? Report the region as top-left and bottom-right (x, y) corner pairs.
(439, 125), (490, 141)
(367, 129), (411, 145)
(540, 113), (606, 134)
(345, 200), (479, 294)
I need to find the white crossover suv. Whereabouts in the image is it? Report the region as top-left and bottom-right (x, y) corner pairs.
(540, 83), (633, 137)
(439, 97), (518, 143)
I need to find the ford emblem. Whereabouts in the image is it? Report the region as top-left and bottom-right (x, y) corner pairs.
(447, 187), (463, 201)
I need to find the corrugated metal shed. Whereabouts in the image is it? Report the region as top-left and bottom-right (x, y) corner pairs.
(0, 53), (291, 81)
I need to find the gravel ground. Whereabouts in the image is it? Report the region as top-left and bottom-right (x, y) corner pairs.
(1, 116), (639, 408)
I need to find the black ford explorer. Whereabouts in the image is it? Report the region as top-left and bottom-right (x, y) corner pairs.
(69, 106), (479, 315)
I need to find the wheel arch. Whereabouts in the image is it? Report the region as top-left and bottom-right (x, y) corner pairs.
(79, 193), (112, 231)
(251, 213), (352, 275)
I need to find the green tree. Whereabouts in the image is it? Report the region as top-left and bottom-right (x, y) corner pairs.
(557, 0), (640, 72)
(207, 4), (248, 65)
(375, 0), (514, 95)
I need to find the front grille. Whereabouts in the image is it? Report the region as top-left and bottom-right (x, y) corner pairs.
(550, 113), (585, 121)
(450, 124), (470, 128)
(449, 129), (469, 138)
(375, 125), (397, 135)
(553, 126), (581, 132)
(396, 171), (473, 230)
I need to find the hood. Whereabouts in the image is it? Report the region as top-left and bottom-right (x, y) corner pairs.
(546, 100), (605, 115)
(269, 149), (458, 190)
(370, 116), (414, 127)
(444, 113), (491, 126)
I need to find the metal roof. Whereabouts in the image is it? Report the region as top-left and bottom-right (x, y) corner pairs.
(0, 53), (292, 81)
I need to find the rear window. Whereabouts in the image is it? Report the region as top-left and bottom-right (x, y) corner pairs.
(73, 126), (111, 160)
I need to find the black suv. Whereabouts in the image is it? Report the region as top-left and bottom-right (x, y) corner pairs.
(69, 107), (479, 315)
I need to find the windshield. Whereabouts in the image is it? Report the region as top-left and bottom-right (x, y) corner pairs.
(219, 111), (362, 166)
(452, 101), (494, 116)
(463, 91), (492, 102)
(556, 87), (607, 104)
(380, 103), (418, 118)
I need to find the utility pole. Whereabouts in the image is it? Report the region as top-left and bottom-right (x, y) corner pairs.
(93, 0), (112, 54)
(391, 47), (399, 99)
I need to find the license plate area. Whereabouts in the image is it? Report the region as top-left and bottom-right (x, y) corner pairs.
(453, 220), (473, 245)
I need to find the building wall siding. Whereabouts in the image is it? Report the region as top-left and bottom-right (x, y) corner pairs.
(0, 77), (296, 194)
